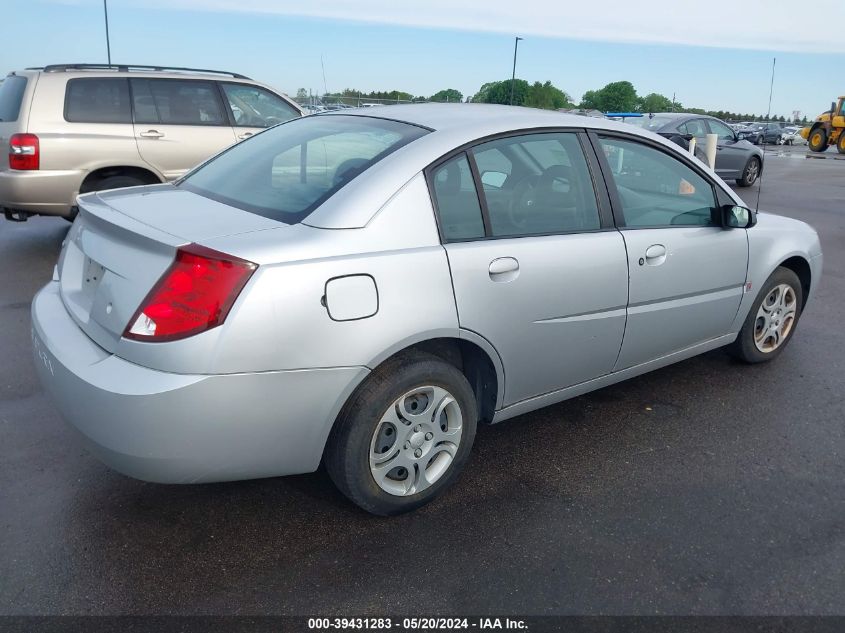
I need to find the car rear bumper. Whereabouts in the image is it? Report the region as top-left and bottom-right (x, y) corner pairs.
(31, 281), (369, 483)
(0, 168), (84, 217)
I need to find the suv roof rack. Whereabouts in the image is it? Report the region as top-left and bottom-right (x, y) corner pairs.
(29, 64), (251, 80)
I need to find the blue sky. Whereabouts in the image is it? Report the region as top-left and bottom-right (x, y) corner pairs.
(6, 0), (845, 119)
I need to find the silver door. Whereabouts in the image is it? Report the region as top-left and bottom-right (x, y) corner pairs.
(446, 234), (629, 404)
(130, 78), (236, 180)
(616, 227), (747, 369)
(595, 135), (749, 370)
(430, 132), (628, 406)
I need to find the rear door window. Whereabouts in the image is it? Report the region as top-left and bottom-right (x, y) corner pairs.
(0, 75), (27, 122)
(64, 78), (131, 123)
(131, 79), (226, 126)
(471, 132), (601, 237)
(430, 154), (486, 240)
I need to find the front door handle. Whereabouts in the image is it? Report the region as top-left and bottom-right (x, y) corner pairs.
(139, 130), (164, 138)
(642, 244), (667, 266)
(237, 132), (253, 140)
(489, 257), (519, 282)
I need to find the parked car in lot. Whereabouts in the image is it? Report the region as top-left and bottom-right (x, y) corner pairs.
(781, 126), (808, 146)
(626, 113), (765, 186)
(741, 122), (785, 145)
(31, 104), (822, 515)
(0, 64), (302, 222)
(731, 124), (761, 144)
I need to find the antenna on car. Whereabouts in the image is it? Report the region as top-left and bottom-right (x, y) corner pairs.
(754, 154), (764, 214)
(754, 56), (776, 214)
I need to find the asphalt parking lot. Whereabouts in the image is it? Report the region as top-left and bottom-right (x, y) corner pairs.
(1, 147), (843, 616)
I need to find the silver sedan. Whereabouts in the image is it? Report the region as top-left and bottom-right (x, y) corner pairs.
(31, 105), (822, 515)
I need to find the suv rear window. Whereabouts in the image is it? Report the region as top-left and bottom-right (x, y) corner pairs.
(179, 115), (428, 224)
(65, 78), (131, 123)
(0, 76), (27, 122)
(131, 79), (226, 126)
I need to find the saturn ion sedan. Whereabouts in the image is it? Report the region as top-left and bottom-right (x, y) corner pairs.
(31, 104), (822, 515)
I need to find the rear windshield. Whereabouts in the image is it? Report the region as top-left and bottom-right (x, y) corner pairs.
(0, 76), (27, 122)
(180, 115), (428, 223)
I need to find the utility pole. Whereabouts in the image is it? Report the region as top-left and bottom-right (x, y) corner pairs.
(509, 37), (523, 106)
(103, 0), (112, 65)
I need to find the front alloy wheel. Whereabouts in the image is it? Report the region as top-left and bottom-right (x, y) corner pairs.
(731, 267), (803, 363)
(753, 284), (797, 353)
(736, 157), (761, 187)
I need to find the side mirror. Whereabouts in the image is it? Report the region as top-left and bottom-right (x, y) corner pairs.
(721, 204), (756, 228)
(832, 102), (837, 115)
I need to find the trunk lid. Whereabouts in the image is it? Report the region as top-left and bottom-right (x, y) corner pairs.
(58, 185), (282, 352)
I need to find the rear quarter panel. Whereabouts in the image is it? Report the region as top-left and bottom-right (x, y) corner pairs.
(119, 173), (461, 375)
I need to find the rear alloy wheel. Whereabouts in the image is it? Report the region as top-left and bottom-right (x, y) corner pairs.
(731, 267), (803, 363)
(325, 351), (477, 515)
(808, 128), (828, 152)
(736, 157), (761, 187)
(837, 132), (845, 154)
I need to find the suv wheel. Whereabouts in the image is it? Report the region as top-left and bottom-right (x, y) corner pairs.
(325, 351), (478, 515)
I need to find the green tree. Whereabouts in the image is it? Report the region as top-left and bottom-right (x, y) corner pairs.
(638, 92), (674, 113)
(523, 81), (573, 110)
(430, 88), (463, 103)
(580, 81), (639, 112)
(295, 88), (307, 101)
(472, 79), (530, 105)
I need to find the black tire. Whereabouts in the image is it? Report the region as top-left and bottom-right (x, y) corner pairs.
(808, 127), (828, 152)
(837, 132), (845, 155)
(735, 156), (761, 187)
(86, 175), (147, 192)
(730, 267), (803, 364)
(325, 351), (478, 515)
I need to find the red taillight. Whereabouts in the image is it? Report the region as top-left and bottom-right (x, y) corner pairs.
(124, 244), (257, 342)
(9, 133), (39, 170)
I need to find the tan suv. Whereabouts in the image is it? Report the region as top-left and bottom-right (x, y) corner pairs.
(0, 64), (302, 221)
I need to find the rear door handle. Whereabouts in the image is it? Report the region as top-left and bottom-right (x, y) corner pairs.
(489, 257), (519, 282)
(139, 130), (164, 138)
(237, 132), (253, 140)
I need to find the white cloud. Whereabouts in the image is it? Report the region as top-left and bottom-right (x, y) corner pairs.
(111, 0), (845, 53)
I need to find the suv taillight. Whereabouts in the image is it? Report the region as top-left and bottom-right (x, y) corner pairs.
(124, 244), (257, 342)
(9, 133), (39, 170)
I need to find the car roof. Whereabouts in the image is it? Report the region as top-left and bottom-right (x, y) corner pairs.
(320, 102), (650, 137)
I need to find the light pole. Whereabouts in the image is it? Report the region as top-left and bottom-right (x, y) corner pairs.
(509, 36), (523, 106)
(103, 0), (112, 65)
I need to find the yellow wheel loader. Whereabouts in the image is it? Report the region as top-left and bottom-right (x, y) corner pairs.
(801, 97), (845, 153)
